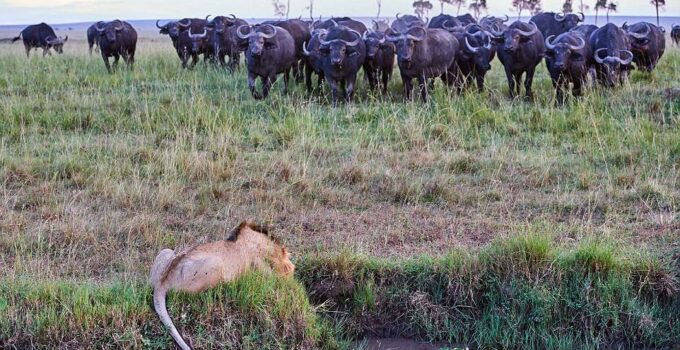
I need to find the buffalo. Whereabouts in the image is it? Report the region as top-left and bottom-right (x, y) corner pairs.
(207, 15), (248, 71)
(95, 20), (137, 73)
(544, 31), (591, 104)
(87, 22), (103, 55)
(318, 26), (366, 105)
(157, 18), (210, 64)
(362, 30), (395, 94)
(372, 19), (391, 32)
(264, 19), (312, 82)
(446, 24), (496, 92)
(570, 24), (598, 40)
(176, 27), (212, 69)
(302, 29), (327, 92)
(491, 21), (545, 99)
(672, 25), (680, 46)
(623, 22), (665, 73)
(531, 12), (584, 39)
(391, 13), (427, 33)
(11, 23), (67, 58)
(386, 26), (459, 101)
(237, 24), (297, 100)
(314, 17), (368, 35)
(589, 23), (634, 88)
(479, 15), (510, 32)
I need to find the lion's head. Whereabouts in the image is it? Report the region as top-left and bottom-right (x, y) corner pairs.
(227, 221), (295, 277)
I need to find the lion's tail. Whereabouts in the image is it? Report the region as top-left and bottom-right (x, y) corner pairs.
(153, 286), (192, 350)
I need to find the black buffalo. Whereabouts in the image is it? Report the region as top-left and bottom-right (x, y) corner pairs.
(207, 15), (248, 70)
(570, 24), (598, 40)
(446, 24), (496, 92)
(362, 30), (395, 94)
(590, 23), (634, 87)
(176, 27), (212, 69)
(386, 26), (459, 101)
(157, 18), (209, 63)
(237, 24), (297, 100)
(479, 15), (510, 31)
(491, 21), (545, 99)
(318, 26), (366, 105)
(264, 19), (312, 82)
(623, 22), (665, 73)
(314, 17), (368, 34)
(11, 23), (67, 58)
(87, 22), (103, 55)
(95, 20), (137, 73)
(391, 13), (427, 33)
(672, 25), (680, 46)
(531, 12), (584, 39)
(302, 29), (327, 92)
(544, 32), (591, 104)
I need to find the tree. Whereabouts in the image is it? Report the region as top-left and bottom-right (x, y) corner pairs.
(272, 0), (287, 18)
(438, 0), (452, 14)
(651, 0), (665, 26)
(578, 0), (590, 13)
(511, 0), (542, 19)
(469, 0), (488, 20)
(413, 0), (434, 19)
(606, 2), (617, 23)
(376, 0), (382, 19)
(563, 0), (573, 13)
(305, 0), (314, 20)
(453, 0), (466, 15)
(594, 0), (606, 25)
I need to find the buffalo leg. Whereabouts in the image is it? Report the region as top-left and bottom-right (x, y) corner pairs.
(42, 47), (51, 57)
(283, 69), (290, 95)
(112, 54), (120, 72)
(365, 67), (377, 92)
(24, 44), (30, 58)
(328, 79), (341, 106)
(513, 73), (523, 97)
(573, 78), (584, 98)
(262, 74), (277, 99)
(418, 75), (428, 102)
(525, 67), (536, 99)
(346, 74), (358, 103)
(102, 55), (112, 74)
(381, 69), (391, 95)
(248, 73), (262, 100)
(505, 69), (516, 98)
(475, 73), (485, 92)
(305, 63), (313, 93)
(403, 74), (413, 100)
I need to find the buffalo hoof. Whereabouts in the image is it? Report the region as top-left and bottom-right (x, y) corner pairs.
(252, 92), (263, 100)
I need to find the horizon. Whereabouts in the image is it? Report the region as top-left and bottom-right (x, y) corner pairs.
(1, 0), (679, 26)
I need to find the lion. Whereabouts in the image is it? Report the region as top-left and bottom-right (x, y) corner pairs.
(150, 221), (295, 350)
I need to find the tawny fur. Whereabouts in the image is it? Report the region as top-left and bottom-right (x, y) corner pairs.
(150, 221), (295, 350)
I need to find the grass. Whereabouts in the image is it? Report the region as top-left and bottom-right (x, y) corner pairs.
(0, 33), (679, 348)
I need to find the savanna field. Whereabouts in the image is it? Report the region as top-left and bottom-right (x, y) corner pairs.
(1, 29), (679, 349)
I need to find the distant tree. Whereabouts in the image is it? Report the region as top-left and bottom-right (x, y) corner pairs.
(512, 0), (542, 19)
(438, 0), (453, 14)
(651, 0), (665, 26)
(563, 0), (573, 13)
(452, 0), (466, 15)
(606, 2), (617, 23)
(305, 0), (314, 20)
(413, 0), (434, 19)
(286, 0), (291, 19)
(594, 0), (606, 25)
(578, 0), (590, 13)
(469, 0), (488, 20)
(376, 0), (382, 19)
(272, 0), (287, 18)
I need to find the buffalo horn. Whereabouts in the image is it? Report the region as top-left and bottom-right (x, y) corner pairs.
(517, 21), (538, 37)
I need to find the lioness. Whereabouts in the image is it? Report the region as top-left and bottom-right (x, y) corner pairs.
(150, 221), (295, 350)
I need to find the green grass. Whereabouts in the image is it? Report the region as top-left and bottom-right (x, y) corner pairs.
(0, 36), (679, 348)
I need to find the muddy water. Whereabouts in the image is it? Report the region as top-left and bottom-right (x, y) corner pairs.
(360, 337), (464, 350)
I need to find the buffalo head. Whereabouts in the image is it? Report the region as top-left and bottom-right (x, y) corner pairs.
(462, 26), (494, 72)
(362, 31), (387, 59)
(46, 35), (68, 53)
(96, 21), (125, 45)
(544, 34), (586, 72)
(385, 26), (427, 65)
(207, 14), (237, 35)
(490, 21), (538, 53)
(624, 22), (653, 49)
(237, 24), (278, 57)
(318, 29), (362, 68)
(594, 48), (634, 87)
(156, 19), (191, 40)
(554, 12), (585, 32)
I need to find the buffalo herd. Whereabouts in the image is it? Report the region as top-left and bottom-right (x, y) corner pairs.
(10, 12), (672, 105)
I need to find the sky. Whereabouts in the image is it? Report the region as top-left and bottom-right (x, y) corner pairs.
(1, 0), (679, 25)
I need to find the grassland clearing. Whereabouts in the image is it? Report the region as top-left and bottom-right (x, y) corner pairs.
(0, 31), (679, 348)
